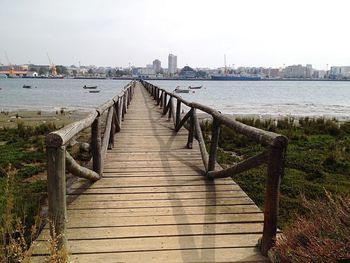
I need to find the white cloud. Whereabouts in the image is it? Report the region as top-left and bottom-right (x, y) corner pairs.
(0, 0), (349, 69)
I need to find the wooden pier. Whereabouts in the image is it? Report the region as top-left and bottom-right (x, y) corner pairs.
(30, 81), (287, 262)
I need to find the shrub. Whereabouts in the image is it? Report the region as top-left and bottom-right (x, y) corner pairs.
(272, 193), (350, 262)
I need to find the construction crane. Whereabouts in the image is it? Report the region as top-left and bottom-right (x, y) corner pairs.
(5, 52), (15, 75)
(46, 53), (57, 77)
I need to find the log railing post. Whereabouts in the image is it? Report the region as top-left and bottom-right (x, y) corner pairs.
(122, 94), (126, 121)
(47, 146), (68, 260)
(163, 93), (168, 114)
(91, 116), (102, 176)
(186, 108), (195, 149)
(108, 107), (116, 149)
(159, 91), (163, 107)
(119, 96), (124, 125)
(115, 100), (121, 132)
(168, 97), (172, 119)
(127, 89), (131, 106)
(157, 90), (161, 106)
(175, 99), (181, 128)
(208, 118), (221, 172)
(261, 138), (287, 256)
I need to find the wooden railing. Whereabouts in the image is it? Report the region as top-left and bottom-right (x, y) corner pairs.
(45, 81), (135, 255)
(141, 80), (288, 256)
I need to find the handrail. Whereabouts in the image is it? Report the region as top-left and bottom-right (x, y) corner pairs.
(45, 81), (135, 259)
(141, 79), (288, 257)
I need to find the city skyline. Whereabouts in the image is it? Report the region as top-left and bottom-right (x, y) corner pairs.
(1, 0), (350, 70)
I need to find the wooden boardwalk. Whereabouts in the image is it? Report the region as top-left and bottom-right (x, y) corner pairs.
(31, 83), (268, 262)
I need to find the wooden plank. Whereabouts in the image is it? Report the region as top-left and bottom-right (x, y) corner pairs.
(68, 198), (256, 210)
(32, 234), (263, 254)
(69, 191), (248, 201)
(30, 247), (268, 263)
(69, 184), (240, 193)
(37, 222), (263, 240)
(65, 205), (262, 217)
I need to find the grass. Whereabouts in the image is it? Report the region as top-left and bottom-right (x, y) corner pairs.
(272, 193), (350, 262)
(0, 119), (87, 261)
(201, 117), (350, 228)
(0, 121), (58, 256)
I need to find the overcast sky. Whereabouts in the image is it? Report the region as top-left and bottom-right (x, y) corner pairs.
(1, 0), (349, 69)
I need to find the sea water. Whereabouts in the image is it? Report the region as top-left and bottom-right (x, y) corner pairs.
(1, 78), (350, 120)
(0, 78), (128, 112)
(150, 80), (350, 120)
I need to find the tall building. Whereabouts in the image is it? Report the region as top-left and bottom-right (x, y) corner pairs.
(284, 64), (311, 78)
(152, 59), (161, 73)
(330, 66), (350, 79)
(168, 54), (177, 75)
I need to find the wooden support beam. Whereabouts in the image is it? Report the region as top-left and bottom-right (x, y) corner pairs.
(122, 93), (126, 121)
(163, 93), (168, 115)
(207, 151), (269, 179)
(119, 96), (124, 126)
(208, 118), (221, 172)
(65, 151), (100, 181)
(114, 100), (121, 133)
(193, 110), (209, 171)
(261, 138), (288, 256)
(108, 107), (116, 149)
(91, 117), (102, 176)
(171, 98), (176, 127)
(168, 97), (172, 119)
(187, 108), (195, 149)
(175, 99), (181, 128)
(175, 109), (192, 132)
(159, 91), (163, 107)
(47, 146), (68, 261)
(101, 107), (114, 160)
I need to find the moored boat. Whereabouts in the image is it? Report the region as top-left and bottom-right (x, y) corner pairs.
(22, 85), (31, 89)
(174, 86), (190, 93)
(83, 85), (98, 89)
(188, 85), (202, 89)
(89, 90), (100, 93)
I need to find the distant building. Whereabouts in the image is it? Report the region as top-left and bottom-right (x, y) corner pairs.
(179, 66), (196, 78)
(284, 64), (312, 78)
(312, 70), (327, 79)
(168, 54), (177, 75)
(330, 66), (350, 79)
(135, 67), (156, 78)
(306, 64), (313, 78)
(152, 59), (161, 73)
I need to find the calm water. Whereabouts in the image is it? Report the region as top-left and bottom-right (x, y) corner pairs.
(151, 80), (350, 120)
(0, 78), (350, 119)
(0, 78), (129, 111)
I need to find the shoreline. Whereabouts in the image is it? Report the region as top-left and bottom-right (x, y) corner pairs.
(9, 76), (350, 82)
(0, 110), (88, 129)
(1, 109), (349, 129)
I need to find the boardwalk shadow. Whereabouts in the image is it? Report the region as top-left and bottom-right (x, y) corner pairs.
(141, 87), (217, 261)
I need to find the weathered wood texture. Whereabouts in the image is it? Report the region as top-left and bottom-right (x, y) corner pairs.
(142, 80), (288, 255)
(31, 82), (268, 262)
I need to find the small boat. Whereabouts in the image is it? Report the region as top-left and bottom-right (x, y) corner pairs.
(22, 85), (31, 89)
(174, 86), (190, 93)
(188, 85), (202, 89)
(83, 85), (98, 89)
(89, 90), (100, 93)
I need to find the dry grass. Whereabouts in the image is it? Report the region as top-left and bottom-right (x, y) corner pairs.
(272, 192), (350, 262)
(0, 166), (67, 263)
(0, 166), (40, 262)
